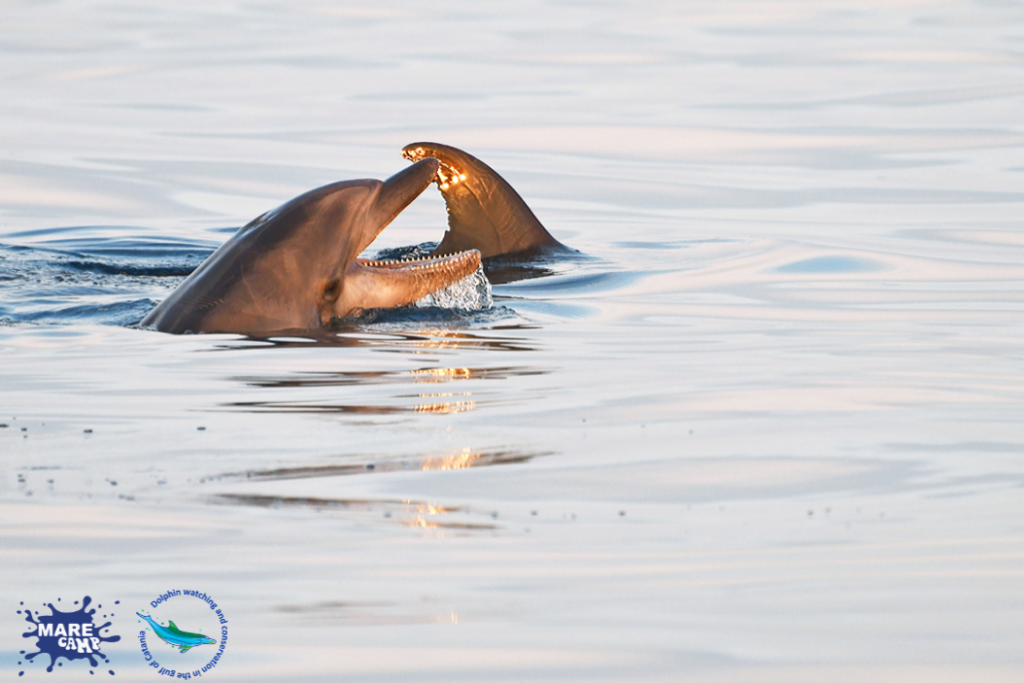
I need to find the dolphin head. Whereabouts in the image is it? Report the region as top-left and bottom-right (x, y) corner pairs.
(142, 157), (482, 335)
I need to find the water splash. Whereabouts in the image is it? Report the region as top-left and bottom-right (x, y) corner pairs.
(376, 243), (493, 310)
(415, 263), (492, 310)
(19, 596), (121, 674)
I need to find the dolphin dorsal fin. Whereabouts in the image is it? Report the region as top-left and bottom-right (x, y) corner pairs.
(402, 142), (566, 260)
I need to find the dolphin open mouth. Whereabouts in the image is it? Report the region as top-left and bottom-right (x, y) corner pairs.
(354, 157), (484, 305)
(356, 250), (478, 274)
(338, 237), (484, 317)
(351, 249), (489, 313)
(327, 159), (487, 320)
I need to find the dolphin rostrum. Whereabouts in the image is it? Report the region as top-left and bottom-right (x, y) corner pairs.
(136, 612), (216, 654)
(401, 142), (569, 260)
(141, 158), (482, 335)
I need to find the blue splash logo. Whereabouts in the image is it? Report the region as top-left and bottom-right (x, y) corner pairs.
(17, 596), (121, 676)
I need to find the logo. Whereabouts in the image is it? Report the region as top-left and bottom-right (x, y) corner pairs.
(137, 590), (227, 677)
(17, 596), (121, 675)
(136, 614), (215, 654)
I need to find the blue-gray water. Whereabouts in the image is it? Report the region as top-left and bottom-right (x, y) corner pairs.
(2, 1), (1023, 681)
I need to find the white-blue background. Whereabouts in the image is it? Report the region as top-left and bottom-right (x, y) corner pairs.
(2, 1), (1023, 680)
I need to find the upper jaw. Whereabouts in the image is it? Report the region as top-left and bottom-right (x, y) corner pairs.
(355, 157), (441, 256)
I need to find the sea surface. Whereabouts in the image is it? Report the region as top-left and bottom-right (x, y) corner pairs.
(2, 1), (1023, 681)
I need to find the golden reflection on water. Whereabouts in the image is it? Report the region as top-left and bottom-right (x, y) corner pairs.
(400, 515), (497, 531)
(211, 494), (495, 529)
(208, 447), (550, 483)
(397, 499), (497, 531)
(401, 328), (531, 352)
(405, 515), (440, 529)
(413, 400), (476, 414)
(420, 447), (485, 471)
(414, 390), (476, 414)
(405, 330), (470, 350)
(409, 367), (474, 382)
(222, 356), (548, 415)
(203, 446), (556, 530)
(401, 499), (457, 515)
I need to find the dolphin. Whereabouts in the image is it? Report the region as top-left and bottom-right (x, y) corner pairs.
(141, 158), (483, 335)
(136, 612), (216, 654)
(401, 142), (570, 260)
(142, 144), (572, 336)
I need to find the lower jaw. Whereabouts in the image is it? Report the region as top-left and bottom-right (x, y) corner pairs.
(331, 249), (484, 320)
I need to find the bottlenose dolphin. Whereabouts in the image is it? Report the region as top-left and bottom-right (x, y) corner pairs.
(142, 144), (571, 336)
(401, 142), (570, 260)
(141, 158), (482, 335)
(136, 613), (216, 654)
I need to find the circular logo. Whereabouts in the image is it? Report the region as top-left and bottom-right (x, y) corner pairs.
(136, 590), (227, 677)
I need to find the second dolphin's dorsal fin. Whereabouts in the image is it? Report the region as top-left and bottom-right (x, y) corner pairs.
(402, 142), (567, 260)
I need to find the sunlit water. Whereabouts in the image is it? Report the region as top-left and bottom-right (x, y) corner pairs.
(2, 1), (1023, 681)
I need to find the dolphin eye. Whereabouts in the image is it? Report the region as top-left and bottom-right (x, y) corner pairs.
(322, 278), (341, 302)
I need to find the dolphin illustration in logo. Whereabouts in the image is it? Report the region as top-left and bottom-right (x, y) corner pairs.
(136, 613), (216, 654)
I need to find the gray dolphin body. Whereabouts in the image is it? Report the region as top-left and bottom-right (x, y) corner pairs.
(142, 158), (481, 335)
(142, 144), (570, 336)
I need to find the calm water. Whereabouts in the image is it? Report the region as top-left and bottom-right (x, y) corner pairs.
(2, 1), (1023, 681)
